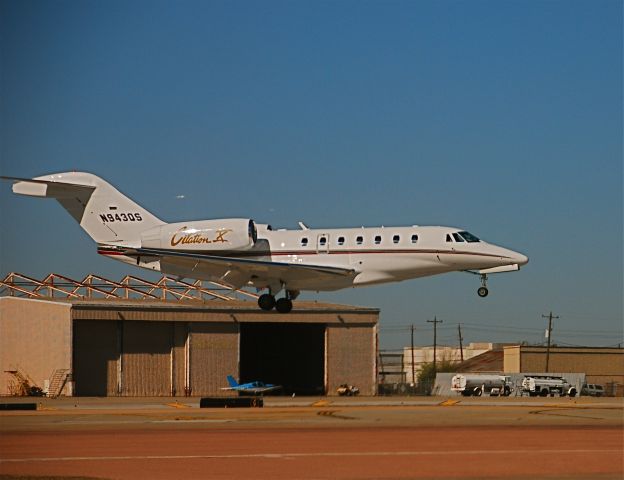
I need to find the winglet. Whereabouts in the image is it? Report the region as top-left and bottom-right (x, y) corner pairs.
(226, 375), (239, 388)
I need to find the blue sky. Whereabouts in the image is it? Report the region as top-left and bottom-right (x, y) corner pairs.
(1, 0), (622, 349)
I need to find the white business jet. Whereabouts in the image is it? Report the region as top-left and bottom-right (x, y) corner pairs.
(2, 172), (528, 313)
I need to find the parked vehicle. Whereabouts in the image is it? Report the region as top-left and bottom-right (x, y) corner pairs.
(521, 376), (577, 397)
(451, 374), (512, 397)
(337, 384), (359, 396)
(581, 384), (605, 397)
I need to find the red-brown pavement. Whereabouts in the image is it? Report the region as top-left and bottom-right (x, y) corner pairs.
(1, 399), (622, 479)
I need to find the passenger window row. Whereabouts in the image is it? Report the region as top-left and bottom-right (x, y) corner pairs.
(300, 234), (419, 247)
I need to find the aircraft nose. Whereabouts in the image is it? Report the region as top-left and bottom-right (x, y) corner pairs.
(513, 252), (529, 266)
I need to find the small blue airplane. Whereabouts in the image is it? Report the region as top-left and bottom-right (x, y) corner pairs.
(221, 375), (282, 395)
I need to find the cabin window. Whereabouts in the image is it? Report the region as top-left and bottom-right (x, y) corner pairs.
(356, 236), (363, 245)
(337, 236), (345, 245)
(301, 238), (308, 246)
(411, 234), (418, 243)
(453, 233), (465, 242)
(319, 237), (327, 246)
(393, 235), (400, 244)
(459, 231), (480, 243)
(374, 235), (382, 245)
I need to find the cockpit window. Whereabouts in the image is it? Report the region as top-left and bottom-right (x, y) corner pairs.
(458, 231), (480, 243)
(446, 234), (453, 242)
(452, 233), (465, 242)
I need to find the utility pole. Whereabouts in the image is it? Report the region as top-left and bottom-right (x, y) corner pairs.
(458, 323), (464, 362)
(427, 317), (443, 374)
(542, 311), (559, 372)
(410, 325), (415, 385)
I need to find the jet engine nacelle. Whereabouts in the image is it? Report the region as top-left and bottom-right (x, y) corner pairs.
(141, 219), (257, 251)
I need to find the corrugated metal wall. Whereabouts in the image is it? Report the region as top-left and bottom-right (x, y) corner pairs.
(189, 323), (239, 396)
(121, 321), (173, 396)
(67, 305), (378, 397)
(73, 320), (118, 396)
(326, 325), (375, 395)
(172, 323), (188, 396)
(73, 320), (240, 396)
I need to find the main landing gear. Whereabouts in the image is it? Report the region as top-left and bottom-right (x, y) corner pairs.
(258, 289), (299, 314)
(477, 274), (489, 298)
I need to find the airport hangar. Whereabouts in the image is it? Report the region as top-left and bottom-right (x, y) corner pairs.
(0, 275), (378, 397)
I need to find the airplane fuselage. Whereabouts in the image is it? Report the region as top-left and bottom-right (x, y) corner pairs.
(4, 172), (529, 313)
(251, 224), (525, 290)
(102, 223), (527, 293)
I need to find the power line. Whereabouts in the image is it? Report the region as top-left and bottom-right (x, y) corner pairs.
(542, 311), (559, 372)
(427, 316), (443, 373)
(410, 324), (415, 385)
(458, 323), (464, 362)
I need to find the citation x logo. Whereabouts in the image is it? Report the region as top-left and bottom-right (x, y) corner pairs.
(170, 226), (232, 247)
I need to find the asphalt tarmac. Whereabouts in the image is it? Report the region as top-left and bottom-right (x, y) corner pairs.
(1, 396), (622, 479)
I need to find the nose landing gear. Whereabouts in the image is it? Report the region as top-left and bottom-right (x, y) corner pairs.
(477, 274), (489, 298)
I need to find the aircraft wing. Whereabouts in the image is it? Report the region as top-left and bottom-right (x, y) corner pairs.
(220, 385), (281, 394)
(130, 247), (357, 290)
(244, 385), (282, 394)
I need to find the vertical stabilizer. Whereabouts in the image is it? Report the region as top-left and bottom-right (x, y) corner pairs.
(6, 172), (164, 247)
(226, 375), (239, 388)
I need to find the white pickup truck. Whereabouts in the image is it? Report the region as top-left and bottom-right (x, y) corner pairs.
(581, 384), (605, 397)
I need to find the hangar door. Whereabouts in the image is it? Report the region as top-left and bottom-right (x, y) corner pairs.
(240, 323), (325, 395)
(73, 320), (119, 396)
(74, 320), (174, 396)
(121, 321), (173, 396)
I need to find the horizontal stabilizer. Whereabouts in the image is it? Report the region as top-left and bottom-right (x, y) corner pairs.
(2, 172), (164, 246)
(1, 176), (95, 198)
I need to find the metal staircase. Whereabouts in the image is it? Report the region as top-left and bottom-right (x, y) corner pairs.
(48, 369), (70, 398)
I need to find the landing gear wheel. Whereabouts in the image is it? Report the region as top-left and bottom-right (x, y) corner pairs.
(477, 287), (489, 297)
(275, 297), (293, 314)
(258, 294), (276, 311)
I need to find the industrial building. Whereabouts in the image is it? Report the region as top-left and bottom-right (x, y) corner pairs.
(387, 342), (623, 396)
(0, 274), (378, 397)
(401, 343), (510, 384)
(503, 345), (624, 389)
(431, 345), (624, 396)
